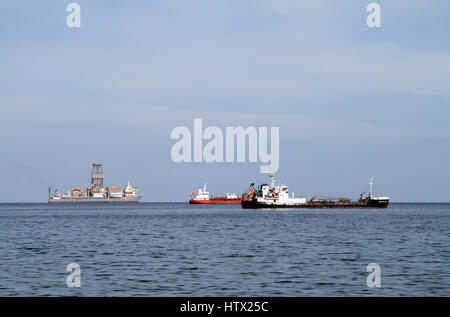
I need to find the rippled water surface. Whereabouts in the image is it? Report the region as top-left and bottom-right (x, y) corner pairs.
(0, 203), (448, 296)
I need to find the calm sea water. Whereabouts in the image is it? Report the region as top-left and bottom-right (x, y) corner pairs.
(0, 203), (448, 296)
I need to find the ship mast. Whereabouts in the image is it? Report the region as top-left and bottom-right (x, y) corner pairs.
(369, 177), (373, 198)
(269, 173), (275, 190)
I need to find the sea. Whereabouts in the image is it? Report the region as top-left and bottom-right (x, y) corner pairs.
(0, 203), (448, 296)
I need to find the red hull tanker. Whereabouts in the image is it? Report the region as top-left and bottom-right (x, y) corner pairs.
(189, 197), (242, 204)
(189, 184), (242, 204)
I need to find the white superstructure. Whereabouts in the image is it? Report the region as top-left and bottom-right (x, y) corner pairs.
(191, 183), (210, 200)
(124, 181), (140, 197)
(226, 193), (238, 199)
(368, 177), (390, 201)
(251, 173), (307, 206)
(91, 187), (105, 198)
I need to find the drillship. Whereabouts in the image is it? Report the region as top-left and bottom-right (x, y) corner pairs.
(48, 162), (142, 203)
(189, 183), (242, 204)
(241, 174), (389, 209)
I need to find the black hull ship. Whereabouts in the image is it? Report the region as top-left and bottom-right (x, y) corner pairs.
(241, 175), (389, 209)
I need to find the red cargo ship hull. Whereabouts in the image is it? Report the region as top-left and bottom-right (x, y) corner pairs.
(189, 197), (242, 204)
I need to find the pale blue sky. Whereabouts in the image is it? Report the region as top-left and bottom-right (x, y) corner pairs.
(1, 0), (449, 202)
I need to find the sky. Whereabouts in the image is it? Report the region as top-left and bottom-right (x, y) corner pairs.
(0, 0), (449, 202)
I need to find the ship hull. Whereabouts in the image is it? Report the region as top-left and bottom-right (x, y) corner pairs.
(48, 195), (141, 204)
(190, 198), (242, 204)
(241, 199), (388, 209)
